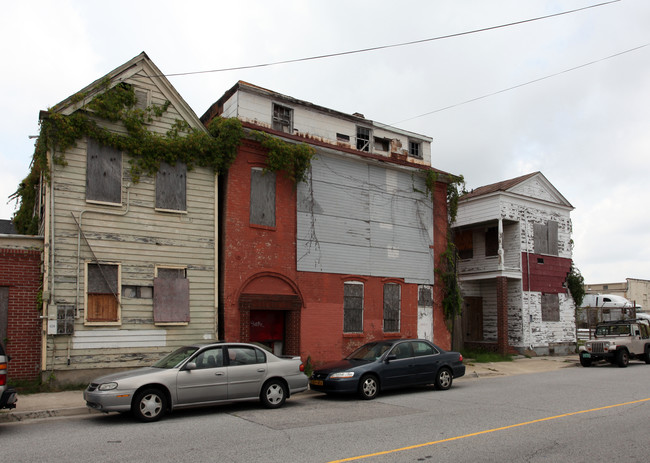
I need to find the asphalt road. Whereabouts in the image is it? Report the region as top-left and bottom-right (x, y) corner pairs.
(2, 363), (649, 462)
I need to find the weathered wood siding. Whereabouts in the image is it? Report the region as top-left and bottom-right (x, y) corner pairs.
(47, 68), (216, 372)
(296, 154), (434, 284)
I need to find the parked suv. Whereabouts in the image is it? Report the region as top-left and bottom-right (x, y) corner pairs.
(579, 319), (650, 368)
(0, 342), (17, 409)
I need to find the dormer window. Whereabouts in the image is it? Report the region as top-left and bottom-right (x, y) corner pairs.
(272, 103), (293, 133)
(356, 126), (371, 152)
(409, 140), (422, 158)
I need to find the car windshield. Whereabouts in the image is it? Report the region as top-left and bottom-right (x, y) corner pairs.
(152, 346), (199, 368)
(595, 324), (631, 337)
(346, 342), (393, 361)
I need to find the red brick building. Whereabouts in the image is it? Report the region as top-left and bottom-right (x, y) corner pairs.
(0, 236), (43, 380)
(203, 82), (454, 364)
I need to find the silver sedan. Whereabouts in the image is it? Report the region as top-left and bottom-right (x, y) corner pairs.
(84, 342), (309, 422)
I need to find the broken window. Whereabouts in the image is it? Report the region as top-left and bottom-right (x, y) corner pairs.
(250, 167), (276, 227)
(86, 262), (120, 323)
(409, 140), (422, 158)
(383, 283), (401, 333)
(485, 226), (498, 257)
(153, 266), (189, 324)
(343, 282), (364, 333)
(534, 220), (558, 256)
(374, 137), (390, 152)
(336, 133), (350, 143)
(356, 127), (371, 152)
(156, 162), (187, 211)
(455, 229), (473, 259)
(86, 138), (122, 204)
(272, 103), (293, 133)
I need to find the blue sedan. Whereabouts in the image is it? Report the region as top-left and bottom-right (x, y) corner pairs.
(309, 339), (465, 400)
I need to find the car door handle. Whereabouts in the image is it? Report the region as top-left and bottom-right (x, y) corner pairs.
(215, 372), (225, 376)
(257, 368), (265, 373)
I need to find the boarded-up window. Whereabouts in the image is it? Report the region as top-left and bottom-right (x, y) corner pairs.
(154, 267), (189, 324)
(534, 221), (558, 256)
(250, 168), (276, 227)
(383, 283), (401, 333)
(156, 162), (187, 211)
(86, 138), (122, 204)
(86, 263), (120, 323)
(343, 282), (364, 333)
(485, 226), (498, 257)
(541, 293), (560, 322)
(455, 229), (473, 259)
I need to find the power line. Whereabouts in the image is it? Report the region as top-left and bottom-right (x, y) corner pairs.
(392, 43), (649, 124)
(163, 1), (620, 77)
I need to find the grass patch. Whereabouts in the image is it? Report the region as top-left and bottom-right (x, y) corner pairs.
(461, 349), (514, 363)
(11, 378), (86, 395)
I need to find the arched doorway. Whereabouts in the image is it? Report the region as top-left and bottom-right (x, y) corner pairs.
(238, 273), (302, 356)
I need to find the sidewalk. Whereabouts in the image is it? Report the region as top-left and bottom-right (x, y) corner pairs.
(0, 355), (579, 423)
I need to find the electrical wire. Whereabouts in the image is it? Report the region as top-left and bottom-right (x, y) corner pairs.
(392, 42), (650, 124)
(162, 1), (620, 78)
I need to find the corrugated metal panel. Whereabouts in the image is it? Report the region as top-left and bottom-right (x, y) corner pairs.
(297, 155), (434, 284)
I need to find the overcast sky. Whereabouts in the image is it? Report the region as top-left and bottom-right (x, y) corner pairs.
(1, 0), (648, 285)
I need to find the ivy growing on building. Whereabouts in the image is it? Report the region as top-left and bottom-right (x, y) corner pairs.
(566, 264), (585, 307)
(11, 80), (314, 234)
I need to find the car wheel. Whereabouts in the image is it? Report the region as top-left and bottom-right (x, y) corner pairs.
(261, 379), (287, 409)
(435, 368), (453, 390)
(132, 388), (166, 422)
(579, 354), (592, 367)
(645, 347), (650, 364)
(358, 375), (379, 400)
(616, 349), (629, 368)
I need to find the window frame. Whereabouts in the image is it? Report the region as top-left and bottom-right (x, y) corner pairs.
(153, 265), (190, 325)
(408, 140), (422, 158)
(343, 281), (364, 333)
(86, 138), (123, 206)
(272, 103), (293, 133)
(84, 261), (121, 326)
(356, 126), (371, 152)
(250, 167), (276, 229)
(383, 282), (401, 333)
(155, 161), (187, 213)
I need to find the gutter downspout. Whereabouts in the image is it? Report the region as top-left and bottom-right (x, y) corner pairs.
(525, 211), (533, 350)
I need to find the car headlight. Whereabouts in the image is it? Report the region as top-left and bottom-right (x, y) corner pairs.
(98, 382), (118, 391)
(330, 372), (355, 379)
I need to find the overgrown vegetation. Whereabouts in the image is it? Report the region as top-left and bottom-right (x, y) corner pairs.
(566, 264), (585, 307)
(460, 349), (514, 363)
(10, 80), (314, 234)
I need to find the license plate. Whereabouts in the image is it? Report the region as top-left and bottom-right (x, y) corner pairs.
(310, 379), (323, 386)
(582, 353), (591, 358)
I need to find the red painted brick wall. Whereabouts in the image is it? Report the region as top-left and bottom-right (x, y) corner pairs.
(221, 139), (452, 364)
(0, 248), (42, 380)
(432, 181), (451, 350)
(521, 253), (572, 293)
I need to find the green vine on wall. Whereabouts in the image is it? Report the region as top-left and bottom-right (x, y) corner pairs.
(11, 81), (251, 234)
(252, 131), (316, 184)
(424, 170), (466, 323)
(566, 264), (585, 307)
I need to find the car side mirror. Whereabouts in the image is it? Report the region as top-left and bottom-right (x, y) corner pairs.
(184, 362), (197, 371)
(386, 354), (397, 362)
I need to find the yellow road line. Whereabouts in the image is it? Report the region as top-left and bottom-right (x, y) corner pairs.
(328, 397), (650, 463)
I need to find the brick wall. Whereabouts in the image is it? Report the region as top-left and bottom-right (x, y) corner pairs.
(0, 248), (42, 380)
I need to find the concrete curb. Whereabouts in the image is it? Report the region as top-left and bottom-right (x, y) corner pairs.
(0, 407), (98, 423)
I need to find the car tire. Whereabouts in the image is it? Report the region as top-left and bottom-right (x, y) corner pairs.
(645, 347), (650, 364)
(435, 367), (453, 390)
(616, 349), (629, 368)
(579, 354), (592, 367)
(132, 388), (166, 422)
(261, 379), (287, 409)
(358, 375), (379, 400)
